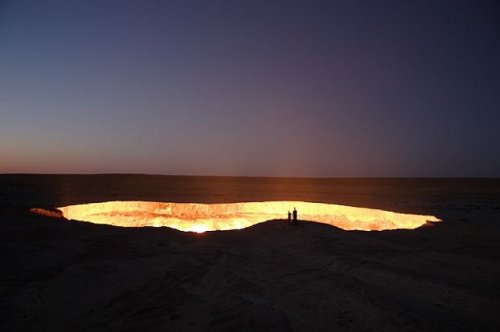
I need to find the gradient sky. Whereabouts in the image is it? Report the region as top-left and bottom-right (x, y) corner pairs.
(1, 0), (499, 176)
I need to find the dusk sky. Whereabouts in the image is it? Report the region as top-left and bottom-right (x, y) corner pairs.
(1, 0), (499, 177)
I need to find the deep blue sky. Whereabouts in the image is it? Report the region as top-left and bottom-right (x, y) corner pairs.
(1, 0), (499, 176)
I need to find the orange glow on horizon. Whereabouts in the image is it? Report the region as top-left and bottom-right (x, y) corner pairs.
(56, 201), (441, 232)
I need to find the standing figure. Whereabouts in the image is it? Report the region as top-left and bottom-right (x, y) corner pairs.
(288, 211), (292, 226)
(292, 207), (298, 225)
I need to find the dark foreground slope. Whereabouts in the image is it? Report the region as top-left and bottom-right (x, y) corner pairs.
(1, 175), (500, 331)
(1, 211), (499, 331)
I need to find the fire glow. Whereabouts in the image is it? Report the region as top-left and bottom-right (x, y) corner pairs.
(57, 201), (441, 232)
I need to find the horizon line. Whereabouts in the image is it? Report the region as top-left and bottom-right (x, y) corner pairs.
(1, 173), (499, 180)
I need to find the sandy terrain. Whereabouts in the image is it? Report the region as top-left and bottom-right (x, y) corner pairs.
(1, 175), (500, 331)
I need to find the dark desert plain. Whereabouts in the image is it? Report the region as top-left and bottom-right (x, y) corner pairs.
(1, 175), (500, 331)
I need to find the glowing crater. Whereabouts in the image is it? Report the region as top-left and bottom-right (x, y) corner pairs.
(57, 201), (440, 232)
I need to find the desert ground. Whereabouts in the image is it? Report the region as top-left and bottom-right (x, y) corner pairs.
(1, 175), (499, 331)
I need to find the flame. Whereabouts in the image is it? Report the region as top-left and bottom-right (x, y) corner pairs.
(56, 201), (441, 232)
(190, 224), (209, 233)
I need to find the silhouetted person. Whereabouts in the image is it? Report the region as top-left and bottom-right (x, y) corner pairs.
(292, 208), (298, 225)
(288, 211), (292, 225)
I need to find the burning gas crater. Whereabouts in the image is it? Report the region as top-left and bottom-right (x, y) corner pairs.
(57, 201), (440, 233)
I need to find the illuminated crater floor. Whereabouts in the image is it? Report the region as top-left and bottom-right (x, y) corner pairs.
(58, 201), (441, 232)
